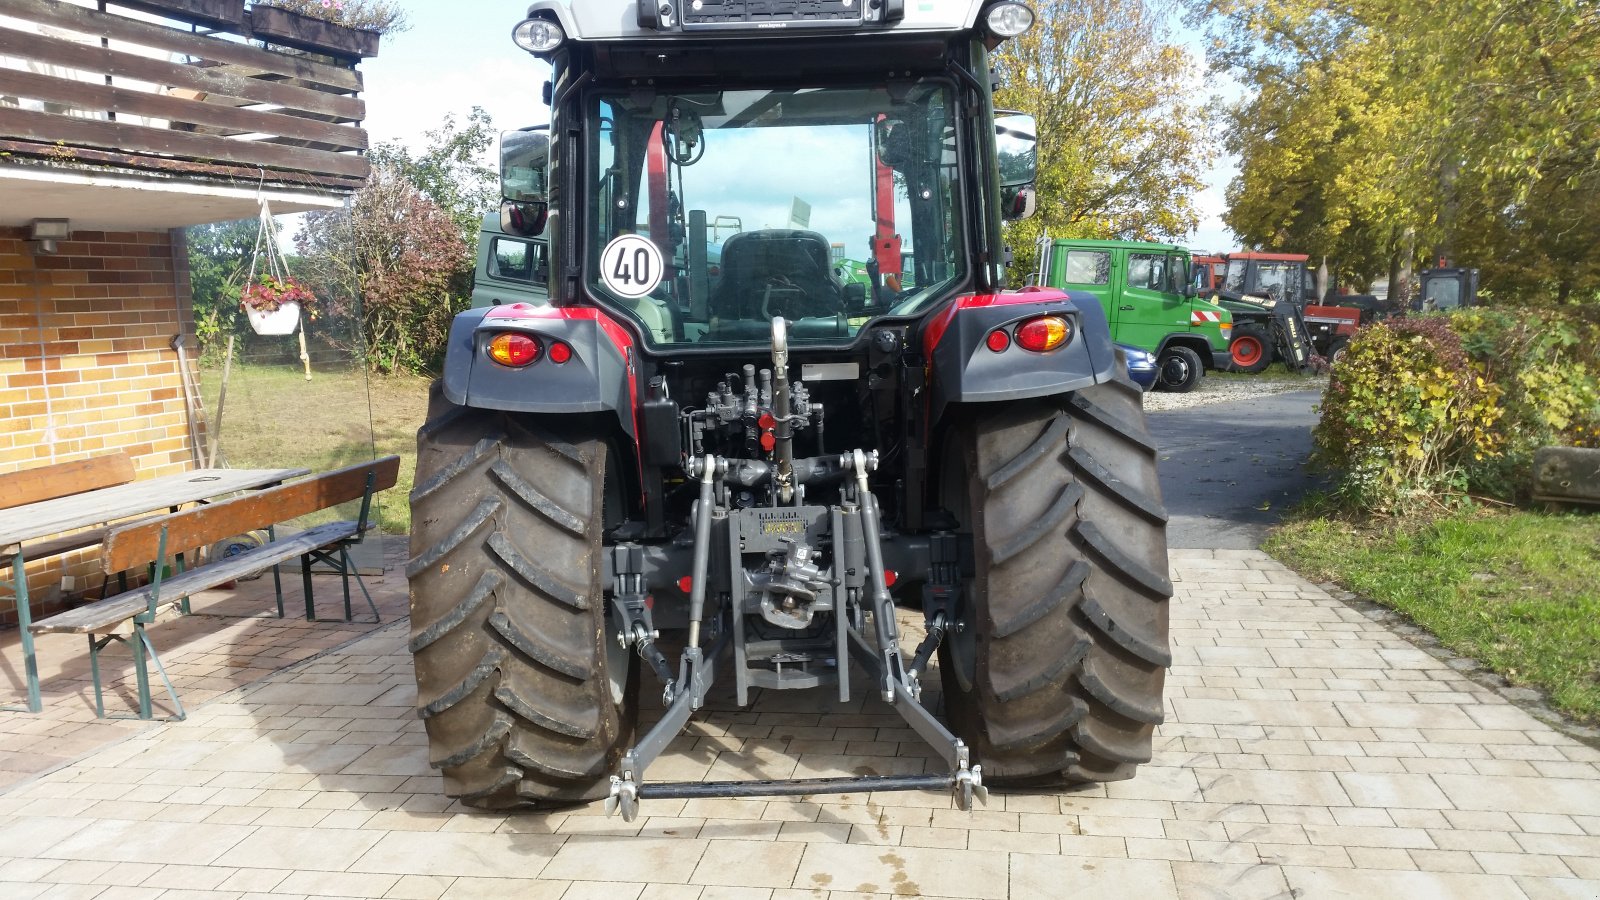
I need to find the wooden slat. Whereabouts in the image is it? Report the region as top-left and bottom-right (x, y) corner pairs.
(0, 453), (136, 511)
(32, 520), (360, 634)
(0, 0), (362, 93)
(0, 27), (365, 122)
(0, 68), (368, 151)
(0, 467), (308, 548)
(0, 137), (367, 191)
(103, 457), (399, 573)
(0, 107), (371, 179)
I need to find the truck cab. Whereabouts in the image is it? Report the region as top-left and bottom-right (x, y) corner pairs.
(1038, 238), (1232, 392)
(470, 211), (548, 308)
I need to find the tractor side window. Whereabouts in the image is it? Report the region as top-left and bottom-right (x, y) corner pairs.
(1128, 253), (1166, 291)
(1062, 250), (1109, 285)
(1224, 259), (1247, 292)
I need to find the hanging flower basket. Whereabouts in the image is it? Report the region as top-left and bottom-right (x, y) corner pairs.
(240, 275), (313, 335)
(245, 300), (302, 335)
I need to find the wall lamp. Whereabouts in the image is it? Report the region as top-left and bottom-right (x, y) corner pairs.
(30, 218), (71, 254)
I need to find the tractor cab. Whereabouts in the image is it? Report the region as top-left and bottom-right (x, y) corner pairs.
(1416, 267), (1480, 312)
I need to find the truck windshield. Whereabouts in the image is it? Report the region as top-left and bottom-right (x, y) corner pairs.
(587, 83), (963, 347)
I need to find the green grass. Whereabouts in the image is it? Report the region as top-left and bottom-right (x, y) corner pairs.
(198, 362), (430, 533)
(1266, 509), (1600, 723)
(1210, 361), (1326, 381)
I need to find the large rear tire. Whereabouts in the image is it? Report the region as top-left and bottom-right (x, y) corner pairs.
(408, 382), (636, 809)
(939, 363), (1171, 784)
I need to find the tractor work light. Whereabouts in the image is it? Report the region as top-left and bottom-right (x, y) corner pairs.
(984, 2), (1035, 38)
(513, 17), (565, 54)
(488, 332), (541, 367)
(1015, 315), (1072, 353)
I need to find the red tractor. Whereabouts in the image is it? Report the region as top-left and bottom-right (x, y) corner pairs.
(407, 0), (1172, 819)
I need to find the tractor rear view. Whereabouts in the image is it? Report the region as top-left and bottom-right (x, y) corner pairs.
(407, 0), (1172, 818)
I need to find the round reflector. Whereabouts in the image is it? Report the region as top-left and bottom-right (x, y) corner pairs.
(1015, 315), (1072, 352)
(548, 341), (572, 364)
(986, 329), (1011, 353)
(677, 576), (693, 594)
(488, 332), (540, 367)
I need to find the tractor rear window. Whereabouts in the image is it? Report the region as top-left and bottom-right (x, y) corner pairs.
(1062, 251), (1110, 285)
(585, 83), (964, 347)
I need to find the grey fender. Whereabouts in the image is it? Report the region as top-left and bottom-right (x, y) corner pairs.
(441, 304), (637, 438)
(924, 289), (1118, 422)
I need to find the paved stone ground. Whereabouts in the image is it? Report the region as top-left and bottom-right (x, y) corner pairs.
(4, 547), (1599, 899)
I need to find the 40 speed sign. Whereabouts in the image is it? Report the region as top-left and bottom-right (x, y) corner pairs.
(600, 234), (664, 299)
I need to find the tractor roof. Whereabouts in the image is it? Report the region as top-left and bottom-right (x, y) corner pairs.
(524, 0), (992, 42)
(1226, 251), (1310, 263)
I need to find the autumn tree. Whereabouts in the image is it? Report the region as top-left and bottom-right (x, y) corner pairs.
(993, 0), (1212, 276)
(1196, 0), (1600, 303)
(296, 163), (471, 374)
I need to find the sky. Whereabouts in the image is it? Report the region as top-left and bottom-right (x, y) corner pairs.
(349, 2), (1238, 252)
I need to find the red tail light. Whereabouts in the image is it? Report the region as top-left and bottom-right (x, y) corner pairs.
(986, 329), (1011, 352)
(548, 341), (572, 364)
(1015, 315), (1072, 352)
(488, 332), (540, 367)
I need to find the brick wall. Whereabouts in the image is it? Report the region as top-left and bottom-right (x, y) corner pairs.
(0, 225), (199, 624)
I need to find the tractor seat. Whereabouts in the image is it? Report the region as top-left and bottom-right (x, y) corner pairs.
(708, 229), (840, 324)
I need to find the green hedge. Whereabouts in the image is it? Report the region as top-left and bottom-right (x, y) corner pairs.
(1316, 309), (1600, 510)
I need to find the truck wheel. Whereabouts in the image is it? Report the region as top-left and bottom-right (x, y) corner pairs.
(1228, 326), (1272, 374)
(938, 366), (1171, 784)
(1156, 345), (1204, 393)
(408, 382), (636, 809)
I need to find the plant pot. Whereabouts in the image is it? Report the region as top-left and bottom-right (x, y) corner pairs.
(248, 6), (381, 59)
(246, 301), (301, 335)
(112, 0), (245, 30)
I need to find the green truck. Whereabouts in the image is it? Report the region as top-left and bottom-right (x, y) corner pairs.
(1037, 238), (1233, 391)
(470, 211), (548, 308)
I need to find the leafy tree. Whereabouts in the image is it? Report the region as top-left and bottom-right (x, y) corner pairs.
(994, 0), (1213, 276)
(295, 163), (471, 374)
(187, 219), (263, 360)
(1195, 0), (1600, 303)
(368, 107), (500, 247)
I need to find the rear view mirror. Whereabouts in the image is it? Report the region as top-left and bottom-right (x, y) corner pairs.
(501, 127), (550, 204)
(994, 111), (1037, 187)
(1001, 183), (1036, 221)
(500, 199), (548, 238)
(500, 127), (551, 238)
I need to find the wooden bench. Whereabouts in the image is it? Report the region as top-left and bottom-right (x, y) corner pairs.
(28, 456), (401, 720)
(0, 453), (137, 577)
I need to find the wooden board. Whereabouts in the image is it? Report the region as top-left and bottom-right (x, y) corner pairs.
(0, 28), (366, 121)
(0, 107), (370, 179)
(32, 520), (360, 635)
(103, 457), (399, 574)
(0, 467), (308, 549)
(0, 68), (368, 152)
(1, 0), (363, 93)
(0, 453), (135, 511)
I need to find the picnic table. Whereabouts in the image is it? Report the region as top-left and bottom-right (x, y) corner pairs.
(2, 467), (308, 712)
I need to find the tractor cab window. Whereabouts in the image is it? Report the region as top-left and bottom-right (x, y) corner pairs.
(1224, 259), (1248, 293)
(1422, 276), (1462, 311)
(1252, 263), (1297, 302)
(587, 83), (964, 347)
